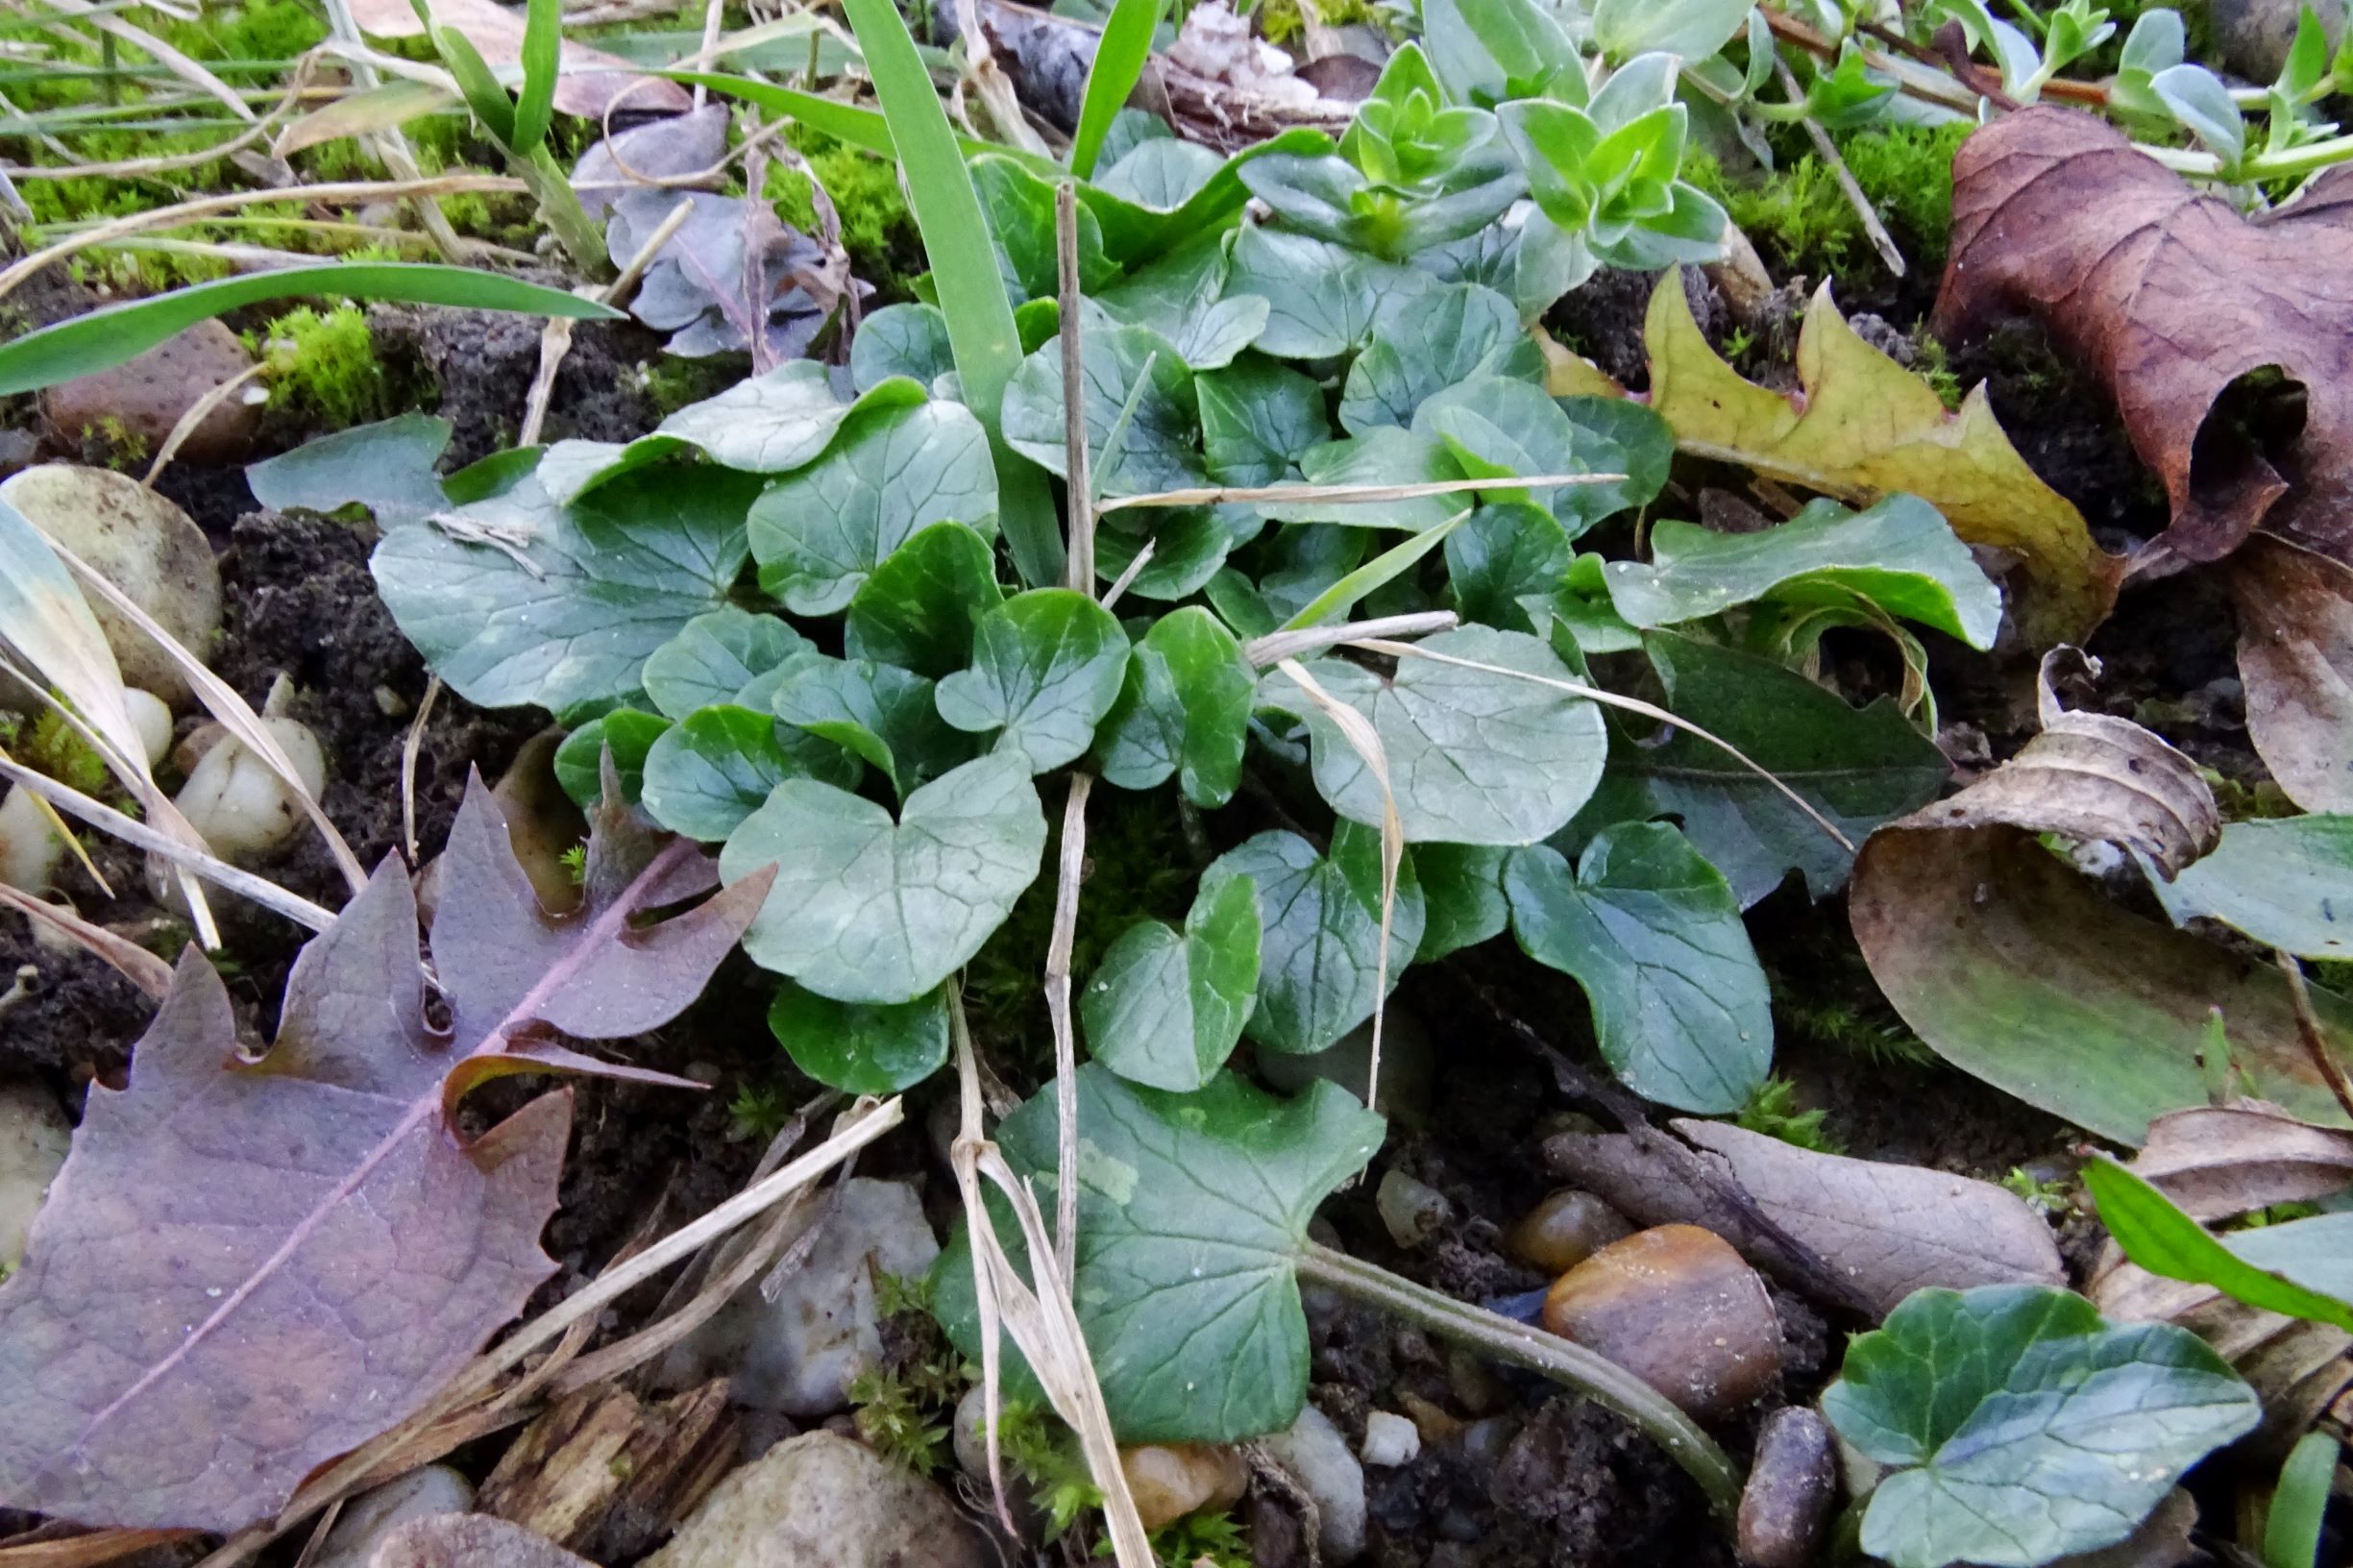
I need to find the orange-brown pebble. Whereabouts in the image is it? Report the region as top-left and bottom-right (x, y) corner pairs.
(1507, 1188), (1633, 1274)
(1539, 1224), (1782, 1422)
(1119, 1442), (1248, 1531)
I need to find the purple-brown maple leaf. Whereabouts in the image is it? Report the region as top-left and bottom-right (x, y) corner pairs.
(0, 779), (767, 1531)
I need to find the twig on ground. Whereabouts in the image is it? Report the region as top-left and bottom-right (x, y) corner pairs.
(2276, 949), (2353, 1122)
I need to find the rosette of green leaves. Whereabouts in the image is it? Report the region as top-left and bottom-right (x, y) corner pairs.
(1498, 53), (1728, 299)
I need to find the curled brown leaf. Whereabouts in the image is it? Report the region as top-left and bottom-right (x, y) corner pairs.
(1937, 107), (2353, 574)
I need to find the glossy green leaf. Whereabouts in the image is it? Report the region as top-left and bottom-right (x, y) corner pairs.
(719, 751), (1046, 1003)
(1092, 605), (1253, 807)
(1094, 137), (1222, 208)
(1002, 321), (1207, 497)
(1083, 876), (1262, 1090)
(1196, 355), (1331, 488)
(0, 264), (617, 397)
(830, 0), (1064, 589)
(973, 155), (1117, 303)
(1592, 0), (1752, 64)
(842, 521), (1005, 679)
(1339, 281), (1543, 434)
(852, 303), (956, 394)
(1071, 0), (1171, 177)
(1603, 496), (2003, 649)
(640, 607), (811, 720)
(1822, 1285), (2259, 1568)
(1092, 507), (1244, 600)
(769, 982), (950, 1094)
(553, 707), (671, 808)
(1505, 825), (1771, 1113)
(1203, 822), (1426, 1055)
(770, 650), (969, 798)
(933, 1066), (1385, 1442)
(1424, 0), (1581, 104)
(1227, 224), (1435, 359)
(1414, 844), (1508, 959)
(1578, 632), (1949, 906)
(1261, 428), (1465, 532)
(2149, 816), (2353, 961)
(1261, 625), (1605, 845)
(935, 589), (1130, 772)
(372, 467), (756, 711)
(1447, 502), (1570, 631)
(244, 414), (452, 527)
(1077, 127), (1333, 263)
(2084, 1160), (2353, 1332)
(1094, 240), (1269, 371)
(748, 401), (998, 615)
(640, 704), (798, 842)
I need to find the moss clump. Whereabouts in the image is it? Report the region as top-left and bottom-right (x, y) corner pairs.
(1690, 121), (1969, 278)
(766, 128), (923, 299)
(638, 355), (734, 416)
(1260, 0), (1385, 48)
(251, 304), (393, 430)
(1733, 1073), (1841, 1154)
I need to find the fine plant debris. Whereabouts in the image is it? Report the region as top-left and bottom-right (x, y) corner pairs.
(4, 0), (2353, 1565)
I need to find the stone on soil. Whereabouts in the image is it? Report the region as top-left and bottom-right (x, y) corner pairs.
(659, 1176), (939, 1416)
(643, 1431), (987, 1568)
(313, 1464), (476, 1568)
(1260, 1404), (1366, 1564)
(40, 320), (260, 467)
(0, 1082), (69, 1270)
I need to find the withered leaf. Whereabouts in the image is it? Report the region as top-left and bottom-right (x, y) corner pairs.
(2131, 1101), (2353, 1222)
(1643, 270), (2120, 643)
(2229, 536), (2353, 814)
(1673, 1119), (2065, 1316)
(0, 782), (766, 1533)
(1938, 107), (2353, 573)
(348, 0), (689, 120)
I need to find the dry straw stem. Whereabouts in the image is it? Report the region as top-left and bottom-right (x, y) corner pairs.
(3, 54), (313, 180)
(1275, 658), (1404, 1108)
(0, 755), (336, 930)
(1098, 472), (1621, 514)
(0, 174), (524, 304)
(0, 884), (175, 999)
(400, 676), (441, 861)
(1245, 609), (1458, 666)
(1350, 637), (1856, 852)
(946, 992), (1154, 1567)
(55, 544), (371, 896)
(2276, 949), (2353, 1121)
(40, 0), (256, 123)
(143, 361), (266, 488)
(518, 194), (694, 447)
(192, 1095), (908, 1568)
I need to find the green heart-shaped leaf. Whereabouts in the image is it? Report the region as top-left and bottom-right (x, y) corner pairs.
(719, 751), (1046, 1003)
(843, 521), (1006, 678)
(935, 589), (1131, 772)
(641, 607), (813, 719)
(768, 650), (971, 799)
(1505, 823), (1771, 1113)
(769, 981), (950, 1094)
(1093, 606), (1253, 807)
(1083, 875), (1262, 1090)
(640, 705), (799, 843)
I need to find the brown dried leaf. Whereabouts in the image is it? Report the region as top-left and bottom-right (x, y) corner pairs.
(2132, 1101), (2353, 1221)
(370, 1514), (598, 1568)
(1937, 107), (2353, 573)
(2229, 535), (2353, 814)
(1896, 704), (2218, 876)
(0, 782), (766, 1533)
(1671, 1119), (2065, 1316)
(1851, 698), (2349, 1143)
(347, 0), (690, 120)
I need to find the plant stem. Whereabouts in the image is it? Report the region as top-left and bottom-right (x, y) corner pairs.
(519, 142), (613, 282)
(1293, 1241), (1745, 1523)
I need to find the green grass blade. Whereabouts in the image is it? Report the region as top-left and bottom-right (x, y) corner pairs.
(823, 1), (1065, 587)
(1281, 510), (1473, 630)
(0, 263), (618, 397)
(511, 0), (560, 153)
(661, 69), (1063, 175)
(1070, 0), (1168, 178)
(2084, 1159), (2353, 1333)
(423, 13), (517, 145)
(2264, 1432), (2336, 1568)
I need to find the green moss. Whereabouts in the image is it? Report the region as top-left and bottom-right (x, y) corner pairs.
(1691, 121), (1968, 279)
(1732, 1073), (1841, 1154)
(22, 707), (110, 797)
(997, 1402), (1101, 1539)
(848, 1367), (952, 1477)
(1261, 0), (1384, 47)
(639, 355), (733, 416)
(766, 128), (922, 298)
(252, 304), (393, 429)
(1911, 333), (1963, 412)
(1152, 1510), (1252, 1568)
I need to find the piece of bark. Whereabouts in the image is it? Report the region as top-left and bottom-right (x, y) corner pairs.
(476, 1382), (738, 1563)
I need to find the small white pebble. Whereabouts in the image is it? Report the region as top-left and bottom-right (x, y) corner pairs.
(1360, 1409), (1420, 1468)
